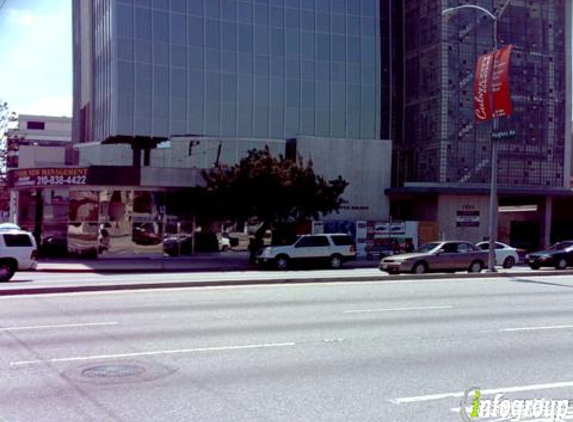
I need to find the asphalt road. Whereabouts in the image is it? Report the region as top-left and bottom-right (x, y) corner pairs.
(1, 272), (573, 421)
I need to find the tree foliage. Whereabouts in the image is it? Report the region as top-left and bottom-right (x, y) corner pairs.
(0, 101), (14, 213)
(0, 101), (17, 176)
(201, 146), (348, 231)
(0, 101), (10, 176)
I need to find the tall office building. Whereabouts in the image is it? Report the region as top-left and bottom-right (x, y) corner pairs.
(69, 0), (394, 254)
(73, 0), (383, 145)
(388, 0), (571, 247)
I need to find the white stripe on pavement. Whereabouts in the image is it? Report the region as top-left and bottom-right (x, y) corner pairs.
(390, 381), (573, 404)
(343, 305), (453, 314)
(1, 322), (118, 332)
(10, 342), (297, 367)
(500, 324), (573, 332)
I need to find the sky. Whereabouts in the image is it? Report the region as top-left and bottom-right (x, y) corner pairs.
(0, 0), (72, 118)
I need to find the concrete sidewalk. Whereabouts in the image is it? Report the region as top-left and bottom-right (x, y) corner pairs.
(36, 252), (380, 273)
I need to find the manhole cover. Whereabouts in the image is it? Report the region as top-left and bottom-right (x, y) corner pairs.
(63, 360), (176, 385)
(81, 364), (146, 379)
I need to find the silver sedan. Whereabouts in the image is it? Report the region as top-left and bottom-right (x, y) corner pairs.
(379, 241), (488, 274)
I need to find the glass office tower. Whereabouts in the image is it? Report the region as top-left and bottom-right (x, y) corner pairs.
(73, 0), (383, 145)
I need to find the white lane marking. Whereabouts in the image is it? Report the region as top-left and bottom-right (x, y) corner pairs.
(343, 305), (453, 314)
(500, 324), (573, 332)
(1, 322), (118, 332)
(10, 342), (296, 367)
(390, 380), (573, 404)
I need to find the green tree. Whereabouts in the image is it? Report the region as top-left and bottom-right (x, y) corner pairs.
(0, 101), (10, 173)
(0, 101), (17, 171)
(201, 146), (348, 253)
(0, 101), (15, 214)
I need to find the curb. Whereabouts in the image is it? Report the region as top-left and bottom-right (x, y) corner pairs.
(33, 265), (253, 274)
(6, 268), (573, 296)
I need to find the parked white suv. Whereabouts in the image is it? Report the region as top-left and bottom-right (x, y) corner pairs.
(256, 233), (356, 270)
(0, 230), (38, 281)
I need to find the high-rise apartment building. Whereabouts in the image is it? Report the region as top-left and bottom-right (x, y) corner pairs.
(388, 0), (571, 247)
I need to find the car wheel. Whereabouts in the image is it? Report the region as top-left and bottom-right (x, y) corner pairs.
(468, 260), (483, 273)
(275, 255), (289, 270)
(502, 256), (515, 269)
(529, 263), (540, 270)
(556, 258), (567, 270)
(329, 254), (343, 269)
(0, 260), (16, 282)
(412, 262), (427, 274)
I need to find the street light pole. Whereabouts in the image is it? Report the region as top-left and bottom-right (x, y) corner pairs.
(488, 17), (500, 273)
(442, 1), (512, 273)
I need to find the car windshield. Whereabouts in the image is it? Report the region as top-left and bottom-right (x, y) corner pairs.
(417, 242), (442, 253)
(548, 241), (573, 251)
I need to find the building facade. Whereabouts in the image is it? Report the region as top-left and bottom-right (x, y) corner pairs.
(56, 0), (395, 257)
(5, 115), (74, 170)
(388, 0), (572, 248)
(72, 0), (393, 220)
(5, 115), (74, 252)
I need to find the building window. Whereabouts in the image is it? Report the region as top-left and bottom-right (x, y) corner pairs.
(27, 121), (45, 130)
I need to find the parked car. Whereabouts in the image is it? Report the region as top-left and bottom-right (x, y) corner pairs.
(256, 233), (356, 270)
(0, 229), (38, 281)
(218, 232), (239, 251)
(163, 234), (193, 256)
(525, 240), (573, 270)
(365, 243), (395, 260)
(379, 240), (488, 274)
(40, 235), (68, 257)
(476, 241), (519, 268)
(0, 223), (21, 231)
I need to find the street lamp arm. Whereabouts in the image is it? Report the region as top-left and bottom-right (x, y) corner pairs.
(441, 5), (497, 21)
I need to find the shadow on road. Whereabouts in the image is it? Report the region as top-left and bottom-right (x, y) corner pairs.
(5, 279), (35, 284)
(508, 277), (573, 289)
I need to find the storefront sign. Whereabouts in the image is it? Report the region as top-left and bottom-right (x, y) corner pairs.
(10, 168), (88, 188)
(456, 210), (480, 227)
(373, 222), (406, 236)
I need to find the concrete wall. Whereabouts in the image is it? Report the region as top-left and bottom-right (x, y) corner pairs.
(295, 136), (392, 221)
(7, 115), (72, 170)
(18, 145), (67, 169)
(151, 137), (286, 169)
(76, 136), (393, 221)
(437, 195), (490, 242)
(77, 143), (132, 166)
(77, 137), (286, 168)
(14, 115), (72, 143)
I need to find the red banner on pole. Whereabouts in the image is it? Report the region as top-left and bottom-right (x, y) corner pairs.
(473, 52), (495, 122)
(491, 45), (513, 118)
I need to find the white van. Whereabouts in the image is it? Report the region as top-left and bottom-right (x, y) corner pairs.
(0, 230), (38, 281)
